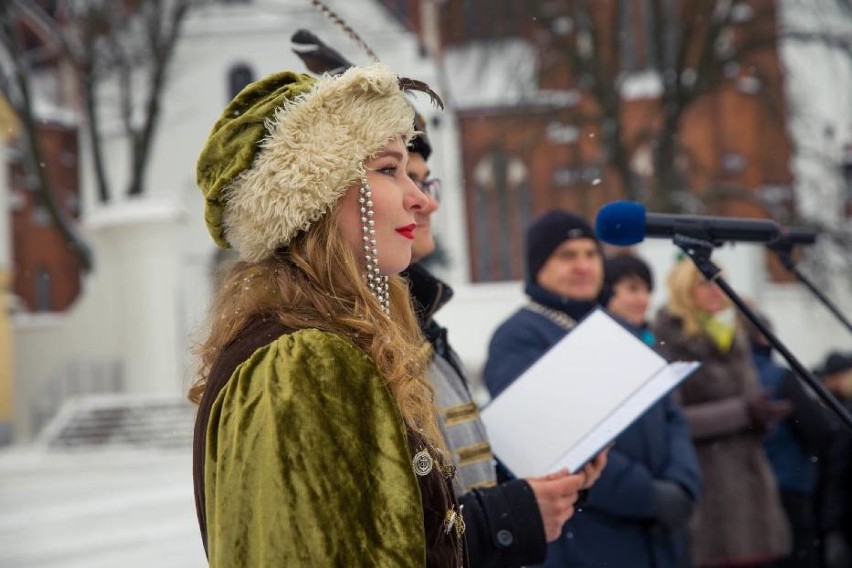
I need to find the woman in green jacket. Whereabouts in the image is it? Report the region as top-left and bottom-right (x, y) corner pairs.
(189, 63), (465, 566)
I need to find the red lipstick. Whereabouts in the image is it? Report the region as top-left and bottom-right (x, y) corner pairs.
(396, 223), (417, 240)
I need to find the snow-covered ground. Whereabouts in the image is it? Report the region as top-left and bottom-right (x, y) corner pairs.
(0, 446), (205, 568)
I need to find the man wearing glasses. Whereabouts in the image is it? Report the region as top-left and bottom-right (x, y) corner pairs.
(403, 118), (606, 568)
(291, 30), (605, 566)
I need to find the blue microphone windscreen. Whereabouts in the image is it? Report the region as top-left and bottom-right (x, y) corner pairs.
(595, 201), (647, 246)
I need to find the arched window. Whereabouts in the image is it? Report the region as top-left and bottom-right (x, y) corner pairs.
(471, 148), (531, 282)
(843, 143), (852, 217)
(227, 63), (255, 101)
(34, 266), (52, 312)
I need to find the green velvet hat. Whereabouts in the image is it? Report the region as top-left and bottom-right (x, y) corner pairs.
(196, 63), (416, 262)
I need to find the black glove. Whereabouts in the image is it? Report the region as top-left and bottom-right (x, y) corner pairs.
(650, 480), (694, 535)
(824, 531), (851, 568)
(745, 390), (792, 432)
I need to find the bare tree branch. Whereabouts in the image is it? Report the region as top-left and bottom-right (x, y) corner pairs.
(13, 0), (200, 202)
(127, 0), (193, 197)
(2, 0), (204, 273)
(0, 1), (93, 270)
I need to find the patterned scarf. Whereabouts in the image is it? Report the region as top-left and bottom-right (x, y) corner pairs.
(697, 308), (737, 353)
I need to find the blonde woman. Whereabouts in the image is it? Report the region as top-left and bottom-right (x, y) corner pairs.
(190, 64), (465, 566)
(654, 259), (791, 567)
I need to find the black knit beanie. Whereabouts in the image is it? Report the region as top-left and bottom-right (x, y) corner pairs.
(821, 351), (852, 377)
(408, 111), (432, 160)
(526, 209), (599, 281)
(604, 253), (654, 292)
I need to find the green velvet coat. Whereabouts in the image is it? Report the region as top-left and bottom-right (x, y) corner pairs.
(199, 327), (461, 566)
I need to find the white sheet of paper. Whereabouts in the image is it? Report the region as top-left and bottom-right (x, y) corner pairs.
(481, 308), (698, 478)
(548, 360), (700, 473)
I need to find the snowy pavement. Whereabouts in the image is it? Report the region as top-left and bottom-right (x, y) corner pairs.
(0, 446), (206, 568)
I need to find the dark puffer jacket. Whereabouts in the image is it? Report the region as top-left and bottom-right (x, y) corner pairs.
(404, 264), (548, 567)
(484, 283), (702, 568)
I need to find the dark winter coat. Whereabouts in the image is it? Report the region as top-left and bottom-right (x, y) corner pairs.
(483, 283), (703, 568)
(404, 264), (548, 567)
(751, 345), (832, 495)
(654, 310), (791, 567)
(817, 398), (852, 544)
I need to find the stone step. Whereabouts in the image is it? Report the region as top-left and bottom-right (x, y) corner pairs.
(36, 394), (196, 450)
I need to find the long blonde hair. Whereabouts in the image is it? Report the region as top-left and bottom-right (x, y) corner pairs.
(664, 259), (708, 337)
(190, 207), (445, 451)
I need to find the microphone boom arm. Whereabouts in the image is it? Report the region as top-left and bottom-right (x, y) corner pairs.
(674, 233), (852, 432)
(768, 240), (852, 335)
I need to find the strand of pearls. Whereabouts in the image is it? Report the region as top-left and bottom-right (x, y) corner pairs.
(359, 167), (390, 315)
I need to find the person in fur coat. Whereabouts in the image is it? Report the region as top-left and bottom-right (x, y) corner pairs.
(654, 258), (792, 567)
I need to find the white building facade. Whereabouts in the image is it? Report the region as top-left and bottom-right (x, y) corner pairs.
(8, 0), (852, 442)
(10, 0), (453, 440)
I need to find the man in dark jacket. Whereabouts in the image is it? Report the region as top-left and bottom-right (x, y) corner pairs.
(816, 351), (852, 568)
(402, 132), (606, 567)
(484, 213), (701, 568)
(288, 30), (604, 565)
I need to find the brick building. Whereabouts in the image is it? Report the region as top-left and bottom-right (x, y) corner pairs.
(381, 0), (794, 282)
(4, 4), (83, 313)
(7, 122), (81, 312)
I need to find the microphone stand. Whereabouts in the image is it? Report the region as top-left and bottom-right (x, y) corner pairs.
(673, 233), (852, 432)
(768, 240), (852, 335)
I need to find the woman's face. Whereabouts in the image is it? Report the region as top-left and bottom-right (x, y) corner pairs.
(691, 278), (728, 314)
(607, 275), (650, 327)
(337, 139), (429, 275)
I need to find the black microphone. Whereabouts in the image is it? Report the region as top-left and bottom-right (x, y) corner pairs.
(767, 225), (820, 273)
(770, 226), (818, 248)
(595, 201), (782, 246)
